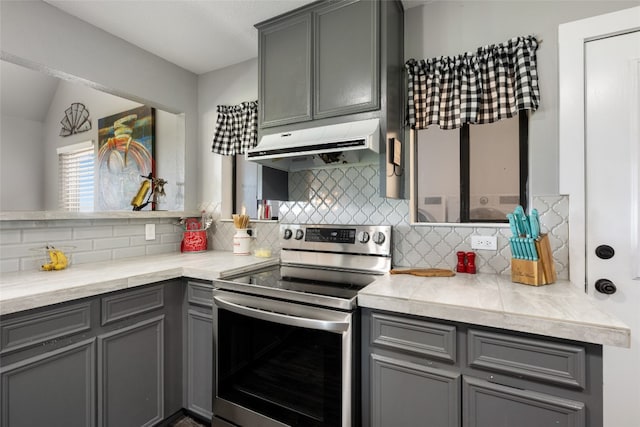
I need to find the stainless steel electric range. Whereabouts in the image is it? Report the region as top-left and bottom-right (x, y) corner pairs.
(211, 224), (392, 427)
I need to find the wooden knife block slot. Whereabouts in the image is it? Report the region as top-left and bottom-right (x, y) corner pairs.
(511, 234), (557, 286)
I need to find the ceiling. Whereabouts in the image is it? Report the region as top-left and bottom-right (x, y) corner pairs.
(44, 0), (425, 75)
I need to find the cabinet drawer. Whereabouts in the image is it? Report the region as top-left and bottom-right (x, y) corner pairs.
(1, 302), (92, 354)
(467, 329), (586, 389)
(370, 312), (456, 363)
(101, 286), (164, 325)
(187, 282), (213, 307)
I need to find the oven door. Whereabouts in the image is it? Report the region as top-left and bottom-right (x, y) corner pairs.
(212, 289), (355, 427)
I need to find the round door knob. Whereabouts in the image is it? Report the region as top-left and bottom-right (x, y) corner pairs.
(372, 231), (386, 245)
(283, 229), (292, 240)
(358, 231), (370, 243)
(595, 245), (615, 260)
(595, 279), (617, 295)
(295, 229), (304, 240)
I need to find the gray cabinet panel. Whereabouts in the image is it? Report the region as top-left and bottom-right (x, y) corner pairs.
(186, 309), (213, 419)
(0, 302), (91, 354)
(0, 339), (95, 427)
(371, 312), (456, 363)
(371, 353), (460, 427)
(101, 285), (164, 325)
(468, 329), (586, 389)
(314, 0), (379, 119)
(259, 13), (312, 128)
(98, 315), (164, 427)
(187, 281), (214, 307)
(463, 376), (585, 427)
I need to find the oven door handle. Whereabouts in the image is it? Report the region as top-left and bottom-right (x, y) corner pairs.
(213, 295), (350, 333)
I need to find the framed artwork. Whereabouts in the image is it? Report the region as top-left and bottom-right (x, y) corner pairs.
(97, 106), (155, 210)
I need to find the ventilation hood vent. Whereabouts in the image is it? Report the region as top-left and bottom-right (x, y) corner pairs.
(246, 119), (380, 171)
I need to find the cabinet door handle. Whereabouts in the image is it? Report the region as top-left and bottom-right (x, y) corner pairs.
(213, 295), (350, 333)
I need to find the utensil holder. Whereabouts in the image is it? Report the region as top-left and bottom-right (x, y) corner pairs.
(511, 234), (557, 286)
(181, 217), (207, 252)
(181, 229), (207, 252)
(233, 229), (251, 255)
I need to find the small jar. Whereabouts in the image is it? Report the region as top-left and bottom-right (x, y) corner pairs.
(233, 229), (251, 255)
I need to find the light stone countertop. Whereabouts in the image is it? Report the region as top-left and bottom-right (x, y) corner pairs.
(1, 253), (630, 348)
(358, 272), (630, 348)
(0, 251), (278, 316)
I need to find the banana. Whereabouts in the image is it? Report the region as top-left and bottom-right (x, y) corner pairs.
(41, 246), (68, 271)
(41, 246), (58, 271)
(53, 249), (68, 270)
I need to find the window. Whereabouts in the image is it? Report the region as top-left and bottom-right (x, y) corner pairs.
(414, 113), (528, 223)
(57, 141), (94, 212)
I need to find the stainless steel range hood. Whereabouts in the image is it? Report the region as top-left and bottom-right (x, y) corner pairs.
(246, 118), (380, 171)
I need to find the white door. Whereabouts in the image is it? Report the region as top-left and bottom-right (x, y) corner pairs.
(585, 31), (640, 427)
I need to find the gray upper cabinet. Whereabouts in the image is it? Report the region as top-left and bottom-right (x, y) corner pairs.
(257, 0), (392, 128)
(259, 13), (312, 127)
(313, 0), (379, 119)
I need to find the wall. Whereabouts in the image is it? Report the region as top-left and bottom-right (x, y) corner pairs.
(0, 116), (45, 210)
(0, 0), (199, 210)
(405, 0), (638, 196)
(197, 58), (259, 218)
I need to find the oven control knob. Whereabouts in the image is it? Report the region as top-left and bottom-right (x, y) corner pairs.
(358, 231), (370, 243)
(372, 231), (386, 245)
(295, 229), (304, 240)
(283, 229), (293, 240)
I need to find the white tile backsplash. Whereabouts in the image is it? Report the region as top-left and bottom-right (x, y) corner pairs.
(280, 165), (569, 278)
(0, 218), (183, 273)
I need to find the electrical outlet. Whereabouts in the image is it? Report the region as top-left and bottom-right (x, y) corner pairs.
(247, 228), (257, 238)
(145, 224), (156, 241)
(471, 235), (497, 250)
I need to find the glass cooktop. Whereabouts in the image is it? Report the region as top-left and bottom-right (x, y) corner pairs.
(215, 265), (379, 311)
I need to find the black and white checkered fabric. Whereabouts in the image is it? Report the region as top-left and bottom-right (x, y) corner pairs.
(211, 101), (258, 155)
(406, 36), (539, 130)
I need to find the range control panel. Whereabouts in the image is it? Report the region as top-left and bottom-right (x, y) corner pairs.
(281, 224), (391, 256)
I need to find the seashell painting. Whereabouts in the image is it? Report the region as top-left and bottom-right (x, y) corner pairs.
(60, 102), (92, 136)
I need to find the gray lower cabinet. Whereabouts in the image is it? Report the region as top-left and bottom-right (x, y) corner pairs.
(362, 309), (602, 427)
(371, 354), (460, 427)
(463, 376), (585, 427)
(0, 280), (183, 427)
(185, 281), (214, 420)
(1, 339), (96, 427)
(98, 316), (165, 427)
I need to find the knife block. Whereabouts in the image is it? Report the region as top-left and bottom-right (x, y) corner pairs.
(511, 234), (557, 286)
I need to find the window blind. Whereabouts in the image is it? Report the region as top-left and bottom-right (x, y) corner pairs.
(57, 141), (94, 212)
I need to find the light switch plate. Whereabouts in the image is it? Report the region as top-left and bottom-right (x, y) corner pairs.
(145, 223), (156, 241)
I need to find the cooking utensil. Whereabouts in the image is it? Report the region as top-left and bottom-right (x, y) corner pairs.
(514, 205), (531, 237)
(530, 208), (540, 239)
(507, 213), (522, 258)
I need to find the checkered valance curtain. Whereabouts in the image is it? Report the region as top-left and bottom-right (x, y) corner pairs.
(211, 101), (258, 155)
(406, 35), (540, 130)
